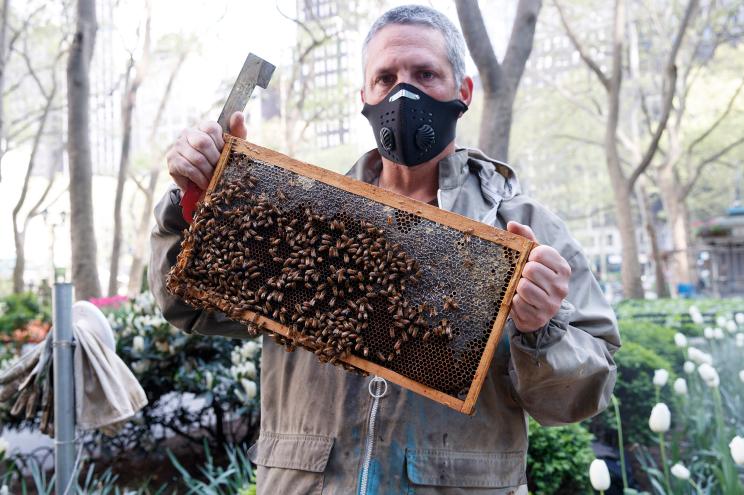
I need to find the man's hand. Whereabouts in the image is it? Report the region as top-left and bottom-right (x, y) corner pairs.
(506, 221), (572, 333)
(166, 111), (248, 192)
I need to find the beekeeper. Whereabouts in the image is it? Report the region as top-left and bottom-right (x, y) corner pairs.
(150, 5), (621, 494)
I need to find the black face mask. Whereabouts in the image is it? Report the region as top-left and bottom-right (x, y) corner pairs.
(361, 83), (468, 167)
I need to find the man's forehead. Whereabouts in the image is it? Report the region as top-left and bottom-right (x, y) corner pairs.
(365, 24), (448, 69)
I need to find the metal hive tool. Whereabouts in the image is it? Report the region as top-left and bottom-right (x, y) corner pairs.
(167, 135), (534, 414)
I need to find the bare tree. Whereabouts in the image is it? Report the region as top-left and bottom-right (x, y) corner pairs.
(126, 46), (189, 296)
(107, 0), (151, 296)
(0, 0), (9, 182)
(455, 0), (542, 162)
(67, 0), (100, 299)
(11, 38), (65, 292)
(555, 0), (698, 298)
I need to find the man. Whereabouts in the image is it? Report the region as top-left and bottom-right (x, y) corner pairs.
(151, 5), (620, 494)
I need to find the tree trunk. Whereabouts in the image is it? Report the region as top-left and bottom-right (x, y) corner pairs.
(67, 0), (100, 300)
(455, 0), (542, 162)
(479, 89), (515, 162)
(0, 0), (9, 182)
(638, 182), (670, 298)
(127, 168), (159, 296)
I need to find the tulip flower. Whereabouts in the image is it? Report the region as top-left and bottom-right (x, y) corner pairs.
(730, 436), (744, 466)
(736, 333), (744, 348)
(697, 363), (720, 388)
(1, 485), (8, 495)
(674, 332), (688, 347)
(133, 335), (145, 353)
(673, 378), (687, 395)
(736, 313), (744, 325)
(589, 459), (611, 492)
(671, 462), (690, 480)
(242, 340), (260, 358)
(713, 328), (724, 340)
(726, 320), (737, 333)
(689, 306), (703, 324)
(653, 369), (669, 387)
(739, 370), (744, 384)
(0, 437), (8, 457)
(649, 403), (671, 433)
(683, 361), (695, 374)
(241, 378), (257, 400)
(704, 327), (715, 339)
(716, 315), (727, 327)
(205, 370), (214, 389)
(687, 347), (713, 365)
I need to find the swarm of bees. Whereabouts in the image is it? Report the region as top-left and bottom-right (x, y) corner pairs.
(167, 159), (460, 369)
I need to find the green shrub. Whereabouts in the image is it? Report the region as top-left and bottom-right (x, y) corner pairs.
(591, 341), (673, 447)
(0, 292), (51, 336)
(527, 418), (594, 495)
(618, 320), (683, 371)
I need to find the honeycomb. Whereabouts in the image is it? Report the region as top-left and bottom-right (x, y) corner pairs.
(167, 140), (528, 411)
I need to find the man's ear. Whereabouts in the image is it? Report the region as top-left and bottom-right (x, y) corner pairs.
(459, 76), (474, 107)
(360, 87), (366, 105)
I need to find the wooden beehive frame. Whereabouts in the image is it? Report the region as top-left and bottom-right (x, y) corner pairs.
(171, 135), (534, 414)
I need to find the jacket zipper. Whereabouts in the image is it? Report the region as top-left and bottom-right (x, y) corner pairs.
(360, 376), (387, 495)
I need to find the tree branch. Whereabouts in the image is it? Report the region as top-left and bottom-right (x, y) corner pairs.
(554, 0), (610, 90)
(455, 0), (502, 92)
(627, 0), (699, 190)
(502, 0), (542, 88)
(680, 135), (744, 200)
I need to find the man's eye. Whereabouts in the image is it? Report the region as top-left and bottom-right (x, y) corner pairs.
(420, 71), (435, 80)
(377, 75), (395, 85)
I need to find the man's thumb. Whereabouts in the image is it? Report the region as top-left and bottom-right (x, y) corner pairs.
(228, 111), (248, 139)
(507, 221), (538, 242)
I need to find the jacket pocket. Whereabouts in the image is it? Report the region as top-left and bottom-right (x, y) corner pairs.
(405, 448), (526, 493)
(248, 431), (334, 495)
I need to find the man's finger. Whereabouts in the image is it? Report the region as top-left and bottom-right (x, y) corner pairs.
(172, 151), (210, 190)
(198, 120), (226, 151)
(517, 278), (548, 308)
(529, 245), (572, 277)
(185, 129), (221, 166)
(507, 221), (538, 242)
(228, 111), (248, 139)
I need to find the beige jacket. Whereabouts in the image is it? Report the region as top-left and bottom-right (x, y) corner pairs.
(149, 148), (620, 494)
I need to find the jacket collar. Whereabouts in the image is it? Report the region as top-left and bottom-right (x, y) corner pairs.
(346, 147), (521, 212)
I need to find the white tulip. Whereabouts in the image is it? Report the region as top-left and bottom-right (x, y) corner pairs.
(704, 327), (715, 339)
(716, 315), (727, 327)
(133, 335), (145, 353)
(739, 370), (744, 384)
(241, 379), (257, 400)
(589, 459), (611, 491)
(736, 313), (744, 325)
(689, 306), (703, 324)
(674, 332), (688, 348)
(688, 347), (713, 365)
(653, 369), (669, 387)
(697, 363), (720, 388)
(673, 378), (688, 395)
(713, 328), (725, 340)
(1, 484), (8, 495)
(231, 350), (242, 365)
(205, 371), (214, 389)
(0, 437), (8, 456)
(241, 361), (257, 379)
(670, 462), (690, 480)
(649, 403), (671, 433)
(730, 436), (744, 466)
(726, 320), (738, 333)
(736, 333), (744, 348)
(242, 340), (259, 359)
(683, 361), (696, 374)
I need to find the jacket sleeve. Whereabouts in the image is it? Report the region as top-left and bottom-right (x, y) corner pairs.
(507, 247), (621, 426)
(148, 184), (251, 340)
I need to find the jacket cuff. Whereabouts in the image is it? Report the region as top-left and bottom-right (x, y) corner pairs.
(508, 299), (576, 358)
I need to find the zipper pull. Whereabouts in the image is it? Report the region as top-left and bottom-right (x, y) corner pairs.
(368, 376), (388, 398)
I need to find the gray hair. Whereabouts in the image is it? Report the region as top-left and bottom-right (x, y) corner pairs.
(362, 5), (468, 89)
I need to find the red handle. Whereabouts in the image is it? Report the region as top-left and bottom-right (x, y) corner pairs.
(180, 181), (204, 224)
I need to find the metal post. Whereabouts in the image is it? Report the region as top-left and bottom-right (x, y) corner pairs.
(53, 283), (75, 495)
